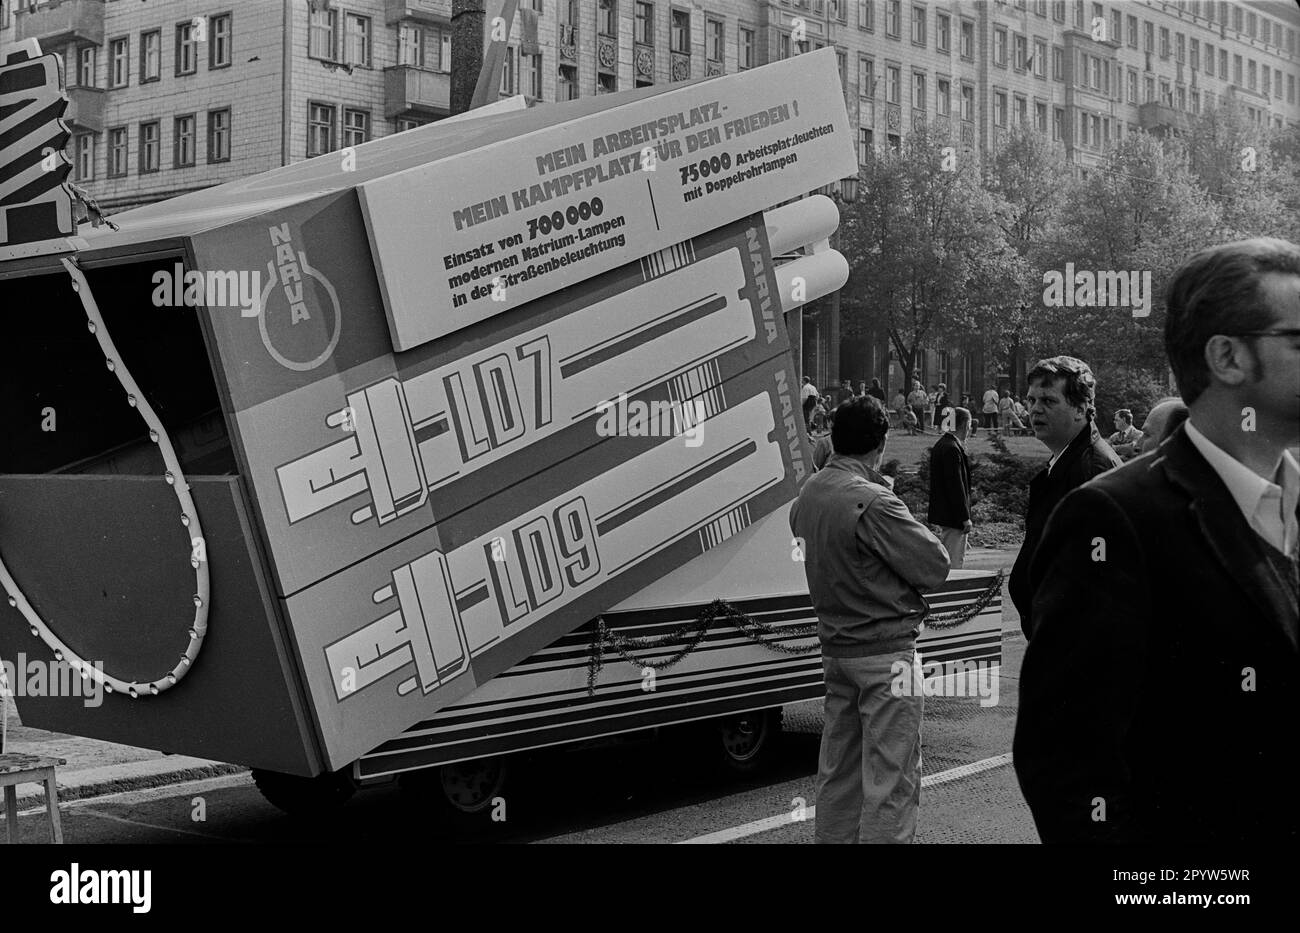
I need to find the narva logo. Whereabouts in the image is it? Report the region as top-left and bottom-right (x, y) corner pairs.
(257, 222), (342, 372)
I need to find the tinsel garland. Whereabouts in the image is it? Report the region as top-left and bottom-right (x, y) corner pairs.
(584, 571), (1003, 693)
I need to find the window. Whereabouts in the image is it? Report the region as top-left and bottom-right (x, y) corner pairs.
(309, 8), (338, 60)
(1034, 39), (1046, 77)
(1052, 106), (1063, 140)
(779, 33), (791, 60)
(886, 1), (900, 38)
(960, 83), (974, 121)
(523, 52), (543, 98)
(1052, 45), (1063, 81)
(109, 37), (128, 88)
(108, 127), (128, 178)
(1014, 34), (1027, 70)
(635, 2), (653, 45)
(597, 72), (616, 94)
(345, 13), (371, 67)
(399, 25), (450, 71)
(859, 127), (873, 161)
(343, 108), (369, 148)
(1126, 14), (1137, 48)
(1233, 54), (1242, 86)
(886, 64), (901, 103)
(74, 134), (93, 181)
(1143, 76), (1154, 103)
(994, 26), (1007, 66)
(859, 0), (874, 30)
(1052, 0), (1064, 23)
(140, 30), (160, 82)
(558, 64), (578, 100)
(1246, 59), (1255, 91)
(1160, 78), (1171, 104)
(1190, 39), (1199, 72)
(1073, 0), (1084, 28)
(208, 108), (231, 163)
(1289, 74), (1296, 106)
(1204, 42), (1214, 75)
(173, 114), (196, 167)
(1110, 9), (1121, 44)
(1079, 111), (1088, 146)
(1176, 85), (1186, 110)
(937, 77), (950, 115)
(1274, 68), (1282, 99)
(599, 0), (617, 37)
(911, 5), (925, 45)
(1219, 49), (1227, 80)
(210, 13), (232, 69)
(912, 71), (926, 109)
(937, 12), (950, 52)
(887, 133), (900, 154)
(77, 46), (95, 88)
(994, 90), (1006, 126)
(1035, 100), (1047, 132)
(707, 18), (723, 62)
(1175, 33), (1184, 64)
(1127, 68), (1137, 103)
(1159, 27), (1169, 59)
(308, 102), (336, 157)
(139, 121), (160, 173)
(671, 10), (689, 54)
(500, 45), (517, 94)
(1143, 21), (1153, 54)
(1015, 94), (1027, 125)
(859, 57), (874, 97)
(176, 22), (198, 75)
(959, 19), (974, 59)
(1191, 90), (1200, 113)
(739, 26), (754, 69)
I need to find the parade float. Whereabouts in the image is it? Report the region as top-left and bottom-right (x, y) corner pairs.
(0, 38), (1002, 816)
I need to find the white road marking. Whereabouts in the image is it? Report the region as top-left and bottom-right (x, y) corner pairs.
(678, 752), (1014, 844)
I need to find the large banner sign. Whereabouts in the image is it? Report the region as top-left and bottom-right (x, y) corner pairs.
(360, 48), (856, 351)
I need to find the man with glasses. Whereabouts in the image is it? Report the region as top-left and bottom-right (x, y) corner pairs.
(1015, 238), (1300, 845)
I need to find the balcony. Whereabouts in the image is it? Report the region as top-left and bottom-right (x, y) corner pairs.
(384, 65), (450, 119)
(384, 0), (451, 26)
(15, 0), (105, 48)
(1137, 101), (1190, 134)
(64, 86), (103, 133)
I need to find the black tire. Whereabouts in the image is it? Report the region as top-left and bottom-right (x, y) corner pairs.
(399, 757), (511, 824)
(252, 766), (356, 817)
(706, 707), (784, 776)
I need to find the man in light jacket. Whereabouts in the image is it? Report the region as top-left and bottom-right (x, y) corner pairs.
(790, 396), (951, 843)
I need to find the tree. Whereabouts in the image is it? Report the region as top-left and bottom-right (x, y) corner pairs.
(838, 127), (1024, 391)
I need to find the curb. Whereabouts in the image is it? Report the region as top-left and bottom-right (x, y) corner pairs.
(11, 756), (248, 811)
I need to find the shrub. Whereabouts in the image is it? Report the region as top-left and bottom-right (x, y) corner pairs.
(1092, 364), (1170, 433)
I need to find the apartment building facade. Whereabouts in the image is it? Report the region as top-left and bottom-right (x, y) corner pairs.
(4, 0), (1297, 391)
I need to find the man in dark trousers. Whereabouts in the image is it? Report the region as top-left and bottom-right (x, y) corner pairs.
(928, 407), (973, 568)
(1008, 356), (1121, 638)
(1014, 237), (1300, 844)
(790, 397), (950, 843)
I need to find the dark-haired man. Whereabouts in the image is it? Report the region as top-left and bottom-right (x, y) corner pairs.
(929, 407), (973, 568)
(790, 396), (950, 844)
(1015, 237), (1300, 844)
(1008, 356), (1122, 638)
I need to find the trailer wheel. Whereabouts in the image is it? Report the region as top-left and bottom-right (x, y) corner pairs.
(400, 757), (510, 821)
(252, 767), (356, 817)
(711, 708), (783, 775)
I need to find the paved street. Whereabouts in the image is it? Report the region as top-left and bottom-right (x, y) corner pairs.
(8, 568), (1036, 844)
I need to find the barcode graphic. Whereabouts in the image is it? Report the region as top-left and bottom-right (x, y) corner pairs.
(640, 240), (695, 281)
(667, 359), (725, 421)
(699, 504), (753, 551)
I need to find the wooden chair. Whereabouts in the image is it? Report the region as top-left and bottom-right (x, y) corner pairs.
(1, 754), (66, 843)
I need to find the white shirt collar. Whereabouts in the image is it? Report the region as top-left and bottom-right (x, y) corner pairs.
(1183, 418), (1300, 556)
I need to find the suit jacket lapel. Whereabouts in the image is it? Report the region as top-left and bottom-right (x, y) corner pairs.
(1160, 426), (1299, 652)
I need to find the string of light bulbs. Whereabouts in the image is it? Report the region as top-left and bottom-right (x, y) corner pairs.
(0, 257), (211, 698)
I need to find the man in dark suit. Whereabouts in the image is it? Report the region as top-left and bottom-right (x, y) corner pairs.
(1008, 356), (1122, 638)
(1014, 237), (1300, 844)
(929, 407), (973, 568)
